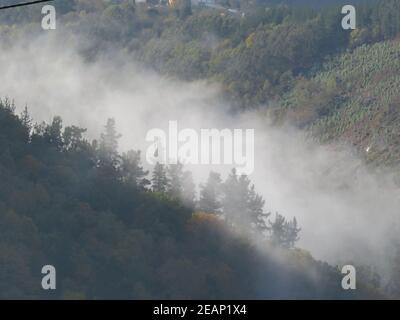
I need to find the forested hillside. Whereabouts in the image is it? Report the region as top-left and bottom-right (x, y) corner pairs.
(0, 100), (381, 299)
(275, 40), (400, 169)
(0, 0), (399, 299)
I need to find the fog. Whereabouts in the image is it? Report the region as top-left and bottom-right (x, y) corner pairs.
(1, 28), (399, 279)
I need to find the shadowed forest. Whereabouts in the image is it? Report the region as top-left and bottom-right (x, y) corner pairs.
(0, 0), (399, 299)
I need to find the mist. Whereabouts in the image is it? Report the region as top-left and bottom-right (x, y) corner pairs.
(1, 27), (399, 280)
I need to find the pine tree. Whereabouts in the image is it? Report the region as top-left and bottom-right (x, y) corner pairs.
(44, 116), (63, 149)
(199, 171), (222, 214)
(151, 162), (169, 193)
(167, 162), (184, 198)
(221, 168), (270, 234)
(269, 213), (286, 246)
(269, 213), (300, 248)
(248, 185), (270, 235)
(19, 105), (32, 141)
(1, 98), (15, 113)
(222, 169), (252, 225)
(121, 150), (150, 190)
(98, 118), (121, 170)
(63, 125), (87, 151)
(285, 217), (301, 248)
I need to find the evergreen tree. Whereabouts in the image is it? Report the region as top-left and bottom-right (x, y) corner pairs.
(269, 213), (286, 246)
(63, 125), (87, 151)
(248, 185), (270, 235)
(222, 169), (252, 225)
(167, 162), (184, 198)
(181, 170), (196, 208)
(121, 150), (150, 190)
(98, 118), (121, 171)
(151, 162), (169, 193)
(199, 171), (222, 214)
(1, 98), (15, 113)
(44, 116), (63, 150)
(222, 168), (270, 235)
(19, 105), (32, 141)
(269, 213), (300, 248)
(285, 217), (300, 248)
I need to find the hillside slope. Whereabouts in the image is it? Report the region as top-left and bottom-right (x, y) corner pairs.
(0, 100), (381, 299)
(275, 40), (400, 170)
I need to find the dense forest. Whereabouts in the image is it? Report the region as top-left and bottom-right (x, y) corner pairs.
(0, 0), (399, 299)
(0, 0), (395, 166)
(0, 99), (381, 299)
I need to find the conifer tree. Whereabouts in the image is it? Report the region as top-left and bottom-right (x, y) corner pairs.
(167, 162), (184, 198)
(44, 116), (63, 149)
(248, 185), (270, 235)
(221, 168), (270, 234)
(284, 217), (301, 248)
(269, 213), (300, 248)
(98, 118), (121, 170)
(269, 213), (286, 246)
(63, 126), (88, 151)
(199, 171), (222, 214)
(222, 169), (251, 225)
(19, 105), (32, 141)
(121, 150), (150, 190)
(152, 162), (169, 193)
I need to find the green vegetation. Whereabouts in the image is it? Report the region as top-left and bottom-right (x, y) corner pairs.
(2, 0), (399, 113)
(276, 40), (400, 167)
(0, 100), (380, 299)
(0, 0), (399, 299)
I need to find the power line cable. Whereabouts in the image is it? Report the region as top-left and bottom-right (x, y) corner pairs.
(0, 0), (56, 11)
